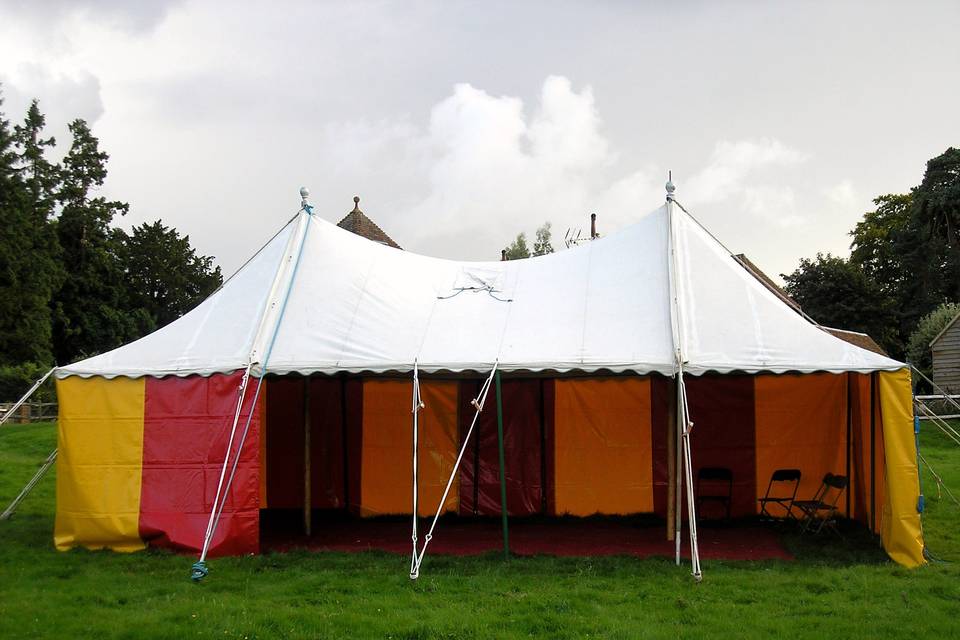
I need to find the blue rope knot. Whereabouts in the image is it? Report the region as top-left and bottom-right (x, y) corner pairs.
(190, 561), (209, 582)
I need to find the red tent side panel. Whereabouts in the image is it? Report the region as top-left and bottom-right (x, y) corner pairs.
(850, 372), (887, 532)
(263, 377), (304, 508)
(685, 374), (757, 519)
(263, 378), (346, 510)
(309, 378), (346, 509)
(459, 379), (544, 516)
(139, 371), (260, 556)
(543, 379), (557, 516)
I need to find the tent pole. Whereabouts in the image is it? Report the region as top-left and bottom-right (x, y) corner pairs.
(303, 377), (311, 537)
(193, 197), (314, 582)
(341, 376), (350, 512)
(870, 372), (877, 534)
(495, 371), (510, 559)
(410, 361), (421, 576)
(678, 372), (702, 581)
(667, 377), (677, 542)
(675, 377), (684, 564)
(845, 373), (852, 519)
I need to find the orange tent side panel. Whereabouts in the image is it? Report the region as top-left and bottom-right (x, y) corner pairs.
(360, 379), (459, 516)
(553, 377), (653, 516)
(55, 376), (146, 552)
(754, 373), (847, 516)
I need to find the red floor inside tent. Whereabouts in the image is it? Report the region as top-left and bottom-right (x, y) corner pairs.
(261, 516), (793, 561)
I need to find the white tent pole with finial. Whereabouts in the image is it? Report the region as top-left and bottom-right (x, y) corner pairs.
(191, 187), (314, 581)
(665, 173), (703, 582)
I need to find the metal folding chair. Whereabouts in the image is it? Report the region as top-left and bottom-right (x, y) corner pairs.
(757, 468), (801, 520)
(696, 467), (733, 520)
(793, 473), (848, 535)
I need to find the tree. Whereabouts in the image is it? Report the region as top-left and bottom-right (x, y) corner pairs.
(118, 220), (222, 330)
(0, 88), (30, 365)
(7, 100), (64, 365)
(849, 194), (911, 296)
(52, 119), (135, 363)
(897, 148), (960, 330)
(532, 222), (554, 256)
(782, 253), (899, 354)
(504, 232), (530, 260)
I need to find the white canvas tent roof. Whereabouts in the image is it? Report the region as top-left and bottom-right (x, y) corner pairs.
(56, 201), (904, 379)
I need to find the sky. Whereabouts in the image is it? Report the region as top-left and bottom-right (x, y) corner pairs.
(1, 0), (958, 282)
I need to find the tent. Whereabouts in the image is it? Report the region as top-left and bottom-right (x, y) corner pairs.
(47, 186), (925, 578)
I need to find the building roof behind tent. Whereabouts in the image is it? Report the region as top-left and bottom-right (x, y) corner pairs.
(822, 327), (889, 356)
(336, 196), (402, 249)
(930, 309), (960, 348)
(735, 252), (890, 356)
(734, 253), (802, 312)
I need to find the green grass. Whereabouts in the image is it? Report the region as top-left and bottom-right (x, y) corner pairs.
(1, 422), (959, 639)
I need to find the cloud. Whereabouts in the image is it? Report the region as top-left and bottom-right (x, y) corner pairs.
(2, 0), (180, 34)
(742, 185), (804, 227)
(0, 64), (104, 127)
(824, 179), (858, 209)
(308, 78), (818, 260)
(685, 138), (809, 205)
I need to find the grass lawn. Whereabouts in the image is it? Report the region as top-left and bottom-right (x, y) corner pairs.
(1, 422), (959, 639)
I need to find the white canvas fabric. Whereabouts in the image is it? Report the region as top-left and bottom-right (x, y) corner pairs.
(56, 202), (904, 379)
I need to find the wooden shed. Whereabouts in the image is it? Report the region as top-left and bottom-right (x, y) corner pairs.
(931, 310), (960, 393)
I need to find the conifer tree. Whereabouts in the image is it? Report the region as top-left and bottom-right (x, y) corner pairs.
(9, 100), (64, 365)
(52, 119), (134, 363)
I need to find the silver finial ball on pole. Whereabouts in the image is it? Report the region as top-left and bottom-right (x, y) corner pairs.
(665, 172), (676, 202)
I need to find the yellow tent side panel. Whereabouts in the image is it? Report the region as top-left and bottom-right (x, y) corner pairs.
(878, 369), (925, 567)
(360, 379), (459, 517)
(55, 376), (146, 552)
(554, 377), (653, 516)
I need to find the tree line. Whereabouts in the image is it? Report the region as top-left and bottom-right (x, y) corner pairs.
(0, 89), (222, 398)
(782, 148), (960, 378)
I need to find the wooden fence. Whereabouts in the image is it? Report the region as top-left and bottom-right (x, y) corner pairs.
(0, 402), (58, 424)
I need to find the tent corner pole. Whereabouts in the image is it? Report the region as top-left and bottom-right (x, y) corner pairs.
(666, 376), (677, 542)
(870, 371), (877, 534)
(495, 371), (510, 559)
(192, 206), (313, 583)
(303, 376), (311, 537)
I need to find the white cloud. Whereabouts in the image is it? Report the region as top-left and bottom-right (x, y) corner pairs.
(308, 79), (819, 260)
(742, 185), (804, 227)
(824, 179), (858, 209)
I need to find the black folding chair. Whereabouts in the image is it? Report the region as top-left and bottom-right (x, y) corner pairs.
(696, 467), (733, 520)
(757, 468), (801, 520)
(793, 473), (848, 535)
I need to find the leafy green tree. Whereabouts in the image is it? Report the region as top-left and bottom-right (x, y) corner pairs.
(504, 232), (530, 260)
(532, 222), (554, 256)
(52, 119), (135, 363)
(117, 220), (222, 329)
(849, 194), (911, 296)
(782, 253), (899, 354)
(897, 148), (960, 331)
(0, 89), (30, 365)
(7, 100), (64, 365)
(906, 302), (960, 379)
